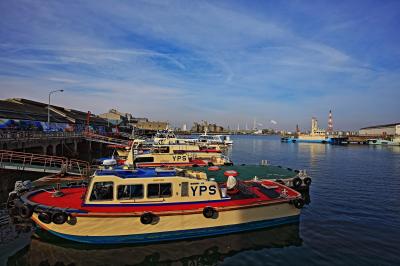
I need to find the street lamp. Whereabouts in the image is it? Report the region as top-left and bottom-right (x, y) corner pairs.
(48, 89), (64, 128)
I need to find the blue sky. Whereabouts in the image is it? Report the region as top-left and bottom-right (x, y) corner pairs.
(0, 0), (399, 130)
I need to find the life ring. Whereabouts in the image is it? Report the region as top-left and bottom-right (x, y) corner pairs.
(208, 166), (220, 171)
(19, 204), (33, 219)
(303, 177), (312, 186)
(140, 212), (154, 225)
(52, 212), (68, 225)
(293, 198), (305, 209)
(292, 177), (302, 188)
(224, 170), (238, 177)
(203, 207), (216, 219)
(38, 212), (52, 224)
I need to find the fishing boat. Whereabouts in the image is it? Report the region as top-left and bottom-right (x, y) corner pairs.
(127, 144), (232, 168)
(10, 167), (304, 244)
(190, 164), (311, 191)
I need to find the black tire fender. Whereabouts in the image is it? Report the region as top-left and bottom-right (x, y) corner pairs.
(292, 177), (302, 188)
(203, 206), (216, 219)
(52, 212), (68, 225)
(293, 198), (305, 209)
(140, 212), (154, 225)
(303, 177), (312, 186)
(38, 212), (52, 224)
(19, 204), (34, 219)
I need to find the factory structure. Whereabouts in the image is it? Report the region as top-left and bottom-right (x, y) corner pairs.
(359, 123), (400, 137)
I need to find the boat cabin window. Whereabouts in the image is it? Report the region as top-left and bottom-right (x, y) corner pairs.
(154, 146), (170, 153)
(134, 156), (154, 163)
(181, 182), (189, 197)
(90, 182), (114, 201)
(147, 183), (172, 198)
(117, 184), (144, 200)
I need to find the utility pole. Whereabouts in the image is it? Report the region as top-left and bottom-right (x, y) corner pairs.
(48, 89), (64, 129)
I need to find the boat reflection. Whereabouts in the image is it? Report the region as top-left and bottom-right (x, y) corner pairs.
(8, 223), (302, 266)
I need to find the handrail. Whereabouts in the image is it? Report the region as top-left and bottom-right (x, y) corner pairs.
(0, 131), (83, 141)
(0, 149), (90, 176)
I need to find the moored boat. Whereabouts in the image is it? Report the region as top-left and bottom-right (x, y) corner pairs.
(10, 168), (304, 244)
(189, 164), (311, 191)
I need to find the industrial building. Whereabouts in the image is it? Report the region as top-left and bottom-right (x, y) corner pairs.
(359, 123), (400, 136)
(0, 98), (107, 132)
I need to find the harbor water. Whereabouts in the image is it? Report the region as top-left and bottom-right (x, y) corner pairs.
(1, 135), (400, 265)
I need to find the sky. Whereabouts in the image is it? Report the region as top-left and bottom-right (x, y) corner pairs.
(0, 0), (399, 131)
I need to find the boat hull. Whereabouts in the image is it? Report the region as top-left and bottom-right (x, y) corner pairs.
(32, 202), (300, 244)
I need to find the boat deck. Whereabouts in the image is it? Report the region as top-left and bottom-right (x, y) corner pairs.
(190, 165), (298, 182)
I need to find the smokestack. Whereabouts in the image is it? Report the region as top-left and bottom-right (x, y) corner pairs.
(328, 110), (333, 133)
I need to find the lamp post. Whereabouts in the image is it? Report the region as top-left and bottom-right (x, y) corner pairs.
(48, 89), (64, 129)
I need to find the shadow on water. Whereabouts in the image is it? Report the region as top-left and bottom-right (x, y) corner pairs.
(6, 223), (302, 266)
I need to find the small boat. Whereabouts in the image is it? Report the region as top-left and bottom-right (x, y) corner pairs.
(367, 139), (400, 146)
(198, 134), (233, 146)
(10, 168), (304, 244)
(127, 144), (232, 168)
(190, 164), (311, 191)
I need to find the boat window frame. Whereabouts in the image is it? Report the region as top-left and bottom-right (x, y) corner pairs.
(89, 181), (115, 201)
(117, 184), (144, 200)
(147, 182), (173, 199)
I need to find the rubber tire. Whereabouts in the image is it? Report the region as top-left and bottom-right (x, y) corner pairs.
(203, 207), (216, 219)
(303, 177), (312, 186)
(292, 177), (302, 188)
(52, 212), (68, 225)
(293, 199), (305, 209)
(140, 212), (154, 225)
(19, 204), (33, 219)
(38, 212), (52, 224)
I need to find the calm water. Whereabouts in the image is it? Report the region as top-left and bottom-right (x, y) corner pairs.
(1, 135), (400, 266)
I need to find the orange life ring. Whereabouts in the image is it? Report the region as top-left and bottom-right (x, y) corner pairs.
(208, 166), (220, 171)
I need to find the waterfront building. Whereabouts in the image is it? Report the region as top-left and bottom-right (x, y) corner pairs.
(359, 123), (400, 136)
(191, 121), (225, 133)
(0, 98), (107, 132)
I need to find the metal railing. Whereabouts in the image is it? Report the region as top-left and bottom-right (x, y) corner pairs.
(83, 132), (131, 146)
(0, 150), (90, 176)
(0, 131), (83, 141)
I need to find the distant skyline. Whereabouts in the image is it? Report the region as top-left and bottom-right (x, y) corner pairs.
(1, 0), (399, 131)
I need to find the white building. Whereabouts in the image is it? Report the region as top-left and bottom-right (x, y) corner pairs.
(359, 123), (400, 136)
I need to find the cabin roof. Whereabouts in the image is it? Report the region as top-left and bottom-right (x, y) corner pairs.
(96, 168), (176, 178)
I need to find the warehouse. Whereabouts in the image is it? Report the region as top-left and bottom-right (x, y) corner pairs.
(359, 123), (400, 136)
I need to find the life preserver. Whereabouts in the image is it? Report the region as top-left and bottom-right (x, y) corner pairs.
(140, 212), (154, 225)
(293, 198), (305, 209)
(303, 177), (312, 186)
(208, 166), (220, 171)
(203, 207), (216, 219)
(292, 177), (302, 188)
(38, 212), (52, 224)
(52, 212), (68, 224)
(224, 170), (238, 177)
(19, 204), (33, 219)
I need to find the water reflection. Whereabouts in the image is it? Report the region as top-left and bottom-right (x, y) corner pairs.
(7, 223), (302, 266)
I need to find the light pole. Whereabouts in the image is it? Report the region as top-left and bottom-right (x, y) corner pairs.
(48, 89), (64, 129)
